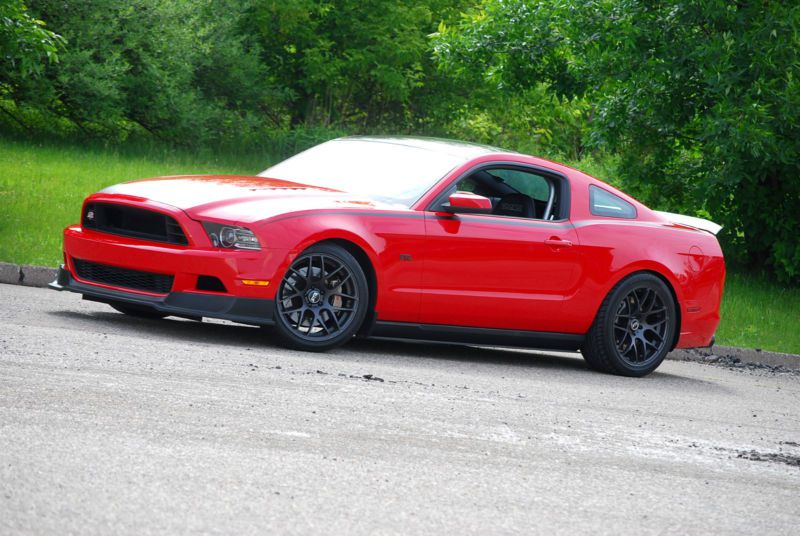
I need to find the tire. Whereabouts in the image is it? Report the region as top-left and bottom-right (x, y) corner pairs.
(271, 243), (370, 351)
(581, 273), (677, 377)
(109, 302), (169, 319)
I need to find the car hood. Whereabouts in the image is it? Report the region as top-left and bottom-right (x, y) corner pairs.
(98, 175), (391, 224)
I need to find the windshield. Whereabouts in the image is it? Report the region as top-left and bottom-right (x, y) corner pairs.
(258, 139), (465, 206)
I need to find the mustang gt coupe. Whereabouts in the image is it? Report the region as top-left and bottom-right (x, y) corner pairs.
(50, 137), (725, 376)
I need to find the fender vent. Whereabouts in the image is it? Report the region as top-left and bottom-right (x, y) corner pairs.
(196, 275), (227, 293)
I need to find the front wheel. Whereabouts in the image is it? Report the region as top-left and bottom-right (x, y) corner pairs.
(581, 273), (676, 377)
(271, 243), (369, 351)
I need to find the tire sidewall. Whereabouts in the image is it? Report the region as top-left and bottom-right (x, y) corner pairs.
(272, 243), (369, 351)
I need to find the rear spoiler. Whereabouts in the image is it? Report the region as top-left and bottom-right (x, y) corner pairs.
(655, 211), (722, 235)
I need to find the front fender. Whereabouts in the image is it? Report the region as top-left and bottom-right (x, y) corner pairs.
(258, 210), (426, 322)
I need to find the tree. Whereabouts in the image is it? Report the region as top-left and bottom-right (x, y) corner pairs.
(245, 0), (471, 129)
(435, 1), (800, 283)
(0, 0), (63, 129)
(0, 0), (63, 76)
(7, 0), (279, 144)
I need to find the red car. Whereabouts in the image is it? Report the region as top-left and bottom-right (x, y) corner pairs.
(50, 137), (725, 376)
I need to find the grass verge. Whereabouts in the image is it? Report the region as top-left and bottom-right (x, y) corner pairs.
(1, 136), (798, 354)
(716, 272), (800, 355)
(0, 136), (275, 266)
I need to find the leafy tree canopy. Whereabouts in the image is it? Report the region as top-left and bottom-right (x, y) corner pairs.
(0, 0), (63, 76)
(244, 0), (472, 129)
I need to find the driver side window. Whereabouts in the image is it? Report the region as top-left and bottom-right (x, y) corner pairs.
(446, 167), (562, 220)
(490, 169), (550, 202)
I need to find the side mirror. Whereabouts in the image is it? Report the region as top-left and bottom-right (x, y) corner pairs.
(441, 191), (492, 214)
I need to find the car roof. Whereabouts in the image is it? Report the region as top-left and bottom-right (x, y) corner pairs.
(337, 136), (519, 160)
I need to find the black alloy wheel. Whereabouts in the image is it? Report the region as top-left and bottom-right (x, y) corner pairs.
(581, 273), (676, 377)
(612, 286), (669, 364)
(272, 243), (369, 351)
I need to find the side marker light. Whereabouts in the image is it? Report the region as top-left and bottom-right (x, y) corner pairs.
(242, 279), (270, 287)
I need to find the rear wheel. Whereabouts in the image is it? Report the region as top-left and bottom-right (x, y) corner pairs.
(582, 273), (676, 377)
(272, 243), (369, 351)
(109, 302), (169, 319)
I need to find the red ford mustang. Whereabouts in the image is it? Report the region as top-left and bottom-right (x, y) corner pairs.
(50, 137), (725, 376)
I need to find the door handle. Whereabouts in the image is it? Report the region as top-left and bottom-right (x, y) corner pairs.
(544, 238), (573, 248)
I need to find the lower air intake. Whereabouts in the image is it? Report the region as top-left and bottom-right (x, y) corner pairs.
(73, 258), (174, 294)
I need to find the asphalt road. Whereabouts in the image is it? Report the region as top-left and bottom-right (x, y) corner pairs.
(1, 283), (798, 535)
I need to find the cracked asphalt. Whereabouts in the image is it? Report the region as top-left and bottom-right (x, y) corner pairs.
(1, 283), (799, 534)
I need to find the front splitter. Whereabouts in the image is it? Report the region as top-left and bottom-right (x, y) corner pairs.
(49, 265), (275, 326)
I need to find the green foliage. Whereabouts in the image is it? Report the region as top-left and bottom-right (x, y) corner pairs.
(716, 271), (800, 355)
(439, 83), (588, 162)
(4, 0), (279, 144)
(435, 1), (800, 283)
(0, 0), (63, 76)
(3, 0), (486, 144)
(244, 0), (470, 129)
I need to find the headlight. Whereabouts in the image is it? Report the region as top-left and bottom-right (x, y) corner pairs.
(202, 222), (261, 250)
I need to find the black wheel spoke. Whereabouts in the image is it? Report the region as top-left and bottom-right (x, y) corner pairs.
(613, 285), (670, 366)
(283, 279), (302, 294)
(324, 264), (346, 284)
(286, 266), (308, 283)
(644, 319), (667, 330)
(326, 309), (341, 331)
(623, 331), (634, 350)
(313, 311), (329, 334)
(335, 273), (352, 288)
(641, 289), (656, 314)
(631, 291), (641, 314)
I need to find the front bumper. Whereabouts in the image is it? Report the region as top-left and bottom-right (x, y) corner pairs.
(50, 266), (275, 326)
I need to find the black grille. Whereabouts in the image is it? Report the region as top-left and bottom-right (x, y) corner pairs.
(83, 202), (188, 245)
(73, 258), (174, 294)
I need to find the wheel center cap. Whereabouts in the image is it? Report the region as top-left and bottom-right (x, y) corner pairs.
(306, 288), (323, 305)
(630, 319), (641, 331)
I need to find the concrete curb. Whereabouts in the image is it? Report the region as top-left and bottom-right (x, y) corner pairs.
(0, 262), (19, 285)
(2, 261), (798, 370)
(0, 262), (58, 288)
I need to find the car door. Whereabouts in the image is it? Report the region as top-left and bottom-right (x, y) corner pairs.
(420, 165), (582, 333)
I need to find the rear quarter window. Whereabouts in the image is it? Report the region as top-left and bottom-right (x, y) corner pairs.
(589, 185), (637, 218)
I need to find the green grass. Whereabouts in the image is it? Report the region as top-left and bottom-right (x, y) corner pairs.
(0, 136), (276, 266)
(1, 136), (798, 354)
(716, 272), (800, 354)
